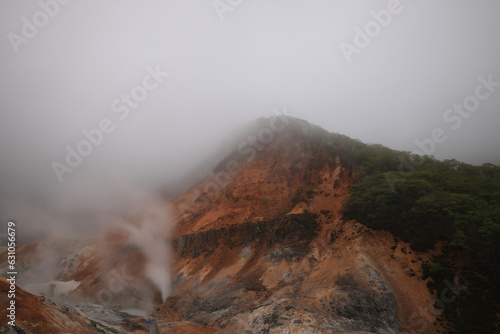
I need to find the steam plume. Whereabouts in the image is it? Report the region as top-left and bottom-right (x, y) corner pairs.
(124, 203), (172, 302)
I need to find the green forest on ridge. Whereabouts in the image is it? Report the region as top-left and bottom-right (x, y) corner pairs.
(297, 120), (500, 333)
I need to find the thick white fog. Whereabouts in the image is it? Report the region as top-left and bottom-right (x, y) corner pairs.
(1, 0), (499, 242)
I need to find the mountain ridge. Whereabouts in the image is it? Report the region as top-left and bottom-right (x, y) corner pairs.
(2, 117), (499, 333)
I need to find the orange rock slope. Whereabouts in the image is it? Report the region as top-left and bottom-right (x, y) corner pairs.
(1, 119), (445, 333)
(0, 278), (97, 334)
(163, 121), (442, 333)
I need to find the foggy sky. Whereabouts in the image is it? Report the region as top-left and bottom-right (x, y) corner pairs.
(1, 0), (499, 242)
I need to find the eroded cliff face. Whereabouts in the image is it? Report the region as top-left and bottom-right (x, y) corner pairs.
(171, 125), (348, 236)
(162, 126), (440, 333)
(169, 218), (401, 333)
(166, 214), (435, 333)
(1, 124), (443, 333)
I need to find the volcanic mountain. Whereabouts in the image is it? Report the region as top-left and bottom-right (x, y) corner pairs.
(1, 117), (499, 333)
